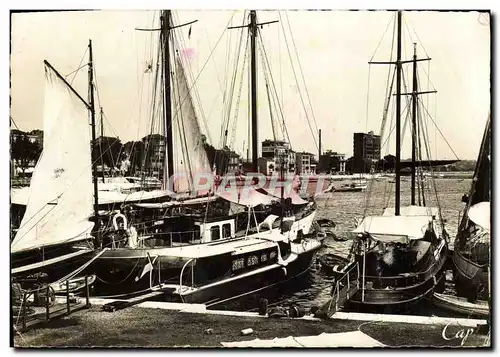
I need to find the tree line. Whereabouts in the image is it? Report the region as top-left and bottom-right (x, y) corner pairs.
(11, 130), (240, 177)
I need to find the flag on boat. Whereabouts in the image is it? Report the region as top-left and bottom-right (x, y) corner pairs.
(135, 253), (158, 282)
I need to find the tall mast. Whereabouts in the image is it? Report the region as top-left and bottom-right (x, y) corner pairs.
(136, 11), (197, 188)
(99, 106), (105, 183)
(250, 10), (258, 172)
(411, 43), (417, 205)
(369, 11), (435, 213)
(162, 10), (174, 187)
(395, 10), (402, 216)
(318, 128), (322, 164)
(88, 40), (100, 246)
(228, 11), (277, 173)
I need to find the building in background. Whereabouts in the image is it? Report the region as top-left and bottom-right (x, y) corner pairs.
(261, 139), (295, 174)
(11, 129), (43, 145)
(258, 157), (276, 176)
(296, 151), (317, 175)
(318, 151), (347, 174)
(353, 131), (380, 173)
(226, 151), (242, 174)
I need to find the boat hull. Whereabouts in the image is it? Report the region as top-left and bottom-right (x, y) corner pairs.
(11, 244), (96, 289)
(345, 244), (448, 313)
(432, 292), (489, 318)
(452, 248), (489, 302)
(91, 242), (321, 303)
(175, 247), (320, 305)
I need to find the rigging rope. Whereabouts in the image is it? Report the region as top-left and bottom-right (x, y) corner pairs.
(417, 97), (459, 160)
(257, 30), (292, 148)
(219, 12), (246, 150)
(369, 12), (396, 62)
(67, 46), (89, 86)
(418, 101), (446, 237)
(284, 12), (320, 135)
(277, 12), (317, 151)
(228, 34), (250, 153)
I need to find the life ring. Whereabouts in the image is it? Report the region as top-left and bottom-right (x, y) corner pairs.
(112, 213), (128, 231)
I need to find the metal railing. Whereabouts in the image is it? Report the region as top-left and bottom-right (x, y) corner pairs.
(178, 258), (196, 302)
(13, 275), (92, 332)
(328, 262), (360, 315)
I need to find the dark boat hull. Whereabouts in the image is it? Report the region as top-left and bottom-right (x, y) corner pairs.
(12, 243), (95, 283)
(176, 248), (320, 305)
(452, 249), (489, 302)
(11, 246), (97, 297)
(344, 244), (448, 313)
(91, 244), (321, 304)
(334, 187), (364, 192)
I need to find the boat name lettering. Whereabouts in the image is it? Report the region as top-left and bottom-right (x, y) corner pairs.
(154, 220), (164, 225)
(247, 255), (259, 267)
(232, 258), (245, 271)
(441, 322), (474, 346)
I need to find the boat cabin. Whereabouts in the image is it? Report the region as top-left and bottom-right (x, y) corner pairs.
(195, 218), (235, 243)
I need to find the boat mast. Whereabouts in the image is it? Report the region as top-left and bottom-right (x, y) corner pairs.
(318, 129), (322, 166)
(99, 106), (105, 183)
(136, 11), (197, 189)
(88, 40), (100, 246)
(410, 43), (417, 205)
(162, 10), (174, 187)
(250, 10), (258, 172)
(404, 43), (434, 204)
(228, 11), (277, 173)
(395, 10), (402, 216)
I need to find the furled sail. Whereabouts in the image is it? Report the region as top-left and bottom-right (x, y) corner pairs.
(170, 55), (212, 195)
(459, 115), (491, 233)
(469, 116), (491, 207)
(11, 62), (94, 253)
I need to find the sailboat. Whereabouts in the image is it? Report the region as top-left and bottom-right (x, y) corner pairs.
(90, 10), (323, 302)
(319, 11), (449, 315)
(452, 115), (490, 304)
(432, 117), (490, 320)
(11, 45), (102, 285)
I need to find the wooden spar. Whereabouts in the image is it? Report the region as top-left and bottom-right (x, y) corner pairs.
(395, 10), (402, 215)
(136, 11), (197, 189)
(162, 10), (174, 186)
(99, 106), (105, 183)
(250, 10), (258, 172)
(411, 43), (417, 205)
(88, 40), (101, 246)
(228, 11), (279, 172)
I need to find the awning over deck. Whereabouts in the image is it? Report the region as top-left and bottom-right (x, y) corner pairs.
(215, 187), (279, 207)
(383, 205), (441, 218)
(352, 215), (433, 243)
(468, 201), (490, 232)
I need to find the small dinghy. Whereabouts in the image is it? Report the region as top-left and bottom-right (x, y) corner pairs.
(316, 253), (350, 277)
(432, 292), (489, 318)
(315, 219), (344, 241)
(51, 275), (96, 296)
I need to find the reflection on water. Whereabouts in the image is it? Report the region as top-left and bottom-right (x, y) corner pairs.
(215, 178), (471, 316)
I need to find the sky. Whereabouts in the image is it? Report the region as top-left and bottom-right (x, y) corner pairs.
(10, 9), (490, 160)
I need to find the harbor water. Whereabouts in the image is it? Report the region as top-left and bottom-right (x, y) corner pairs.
(213, 177), (471, 315)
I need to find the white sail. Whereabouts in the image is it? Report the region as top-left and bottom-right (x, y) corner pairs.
(11, 63), (94, 253)
(171, 56), (212, 194)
